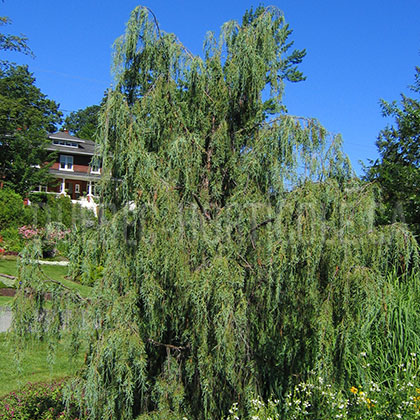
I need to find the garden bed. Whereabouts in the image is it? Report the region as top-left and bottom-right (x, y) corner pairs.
(0, 287), (16, 297)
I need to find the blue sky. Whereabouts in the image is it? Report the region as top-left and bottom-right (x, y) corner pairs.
(2, 0), (420, 174)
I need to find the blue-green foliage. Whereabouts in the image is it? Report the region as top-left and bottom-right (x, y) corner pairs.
(11, 5), (420, 420)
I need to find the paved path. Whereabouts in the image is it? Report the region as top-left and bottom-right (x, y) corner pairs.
(35, 260), (69, 266)
(0, 307), (12, 333)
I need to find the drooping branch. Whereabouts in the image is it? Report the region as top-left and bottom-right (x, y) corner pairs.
(250, 218), (275, 233)
(148, 338), (189, 352)
(193, 193), (212, 221)
(37, 266), (88, 304)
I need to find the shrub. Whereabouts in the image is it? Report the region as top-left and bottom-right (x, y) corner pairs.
(0, 189), (24, 230)
(26, 194), (96, 230)
(26, 194), (73, 228)
(0, 226), (25, 253)
(42, 222), (71, 258)
(0, 380), (86, 420)
(17, 223), (71, 258)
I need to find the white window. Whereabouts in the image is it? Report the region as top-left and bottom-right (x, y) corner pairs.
(90, 157), (101, 174)
(59, 155), (73, 171)
(75, 184), (80, 193)
(53, 140), (78, 148)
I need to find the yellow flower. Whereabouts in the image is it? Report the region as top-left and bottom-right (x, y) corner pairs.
(350, 386), (358, 394)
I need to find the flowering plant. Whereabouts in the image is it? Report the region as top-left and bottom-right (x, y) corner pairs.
(0, 380), (86, 419)
(18, 225), (44, 240)
(18, 223), (71, 258)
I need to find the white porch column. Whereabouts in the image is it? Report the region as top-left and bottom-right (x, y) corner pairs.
(87, 181), (93, 202)
(61, 178), (66, 195)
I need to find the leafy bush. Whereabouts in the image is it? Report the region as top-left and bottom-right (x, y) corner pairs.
(0, 226), (26, 253)
(26, 194), (97, 231)
(80, 263), (103, 286)
(0, 188), (24, 230)
(26, 194), (74, 228)
(0, 380), (86, 420)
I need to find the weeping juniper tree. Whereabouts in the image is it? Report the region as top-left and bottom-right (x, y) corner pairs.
(12, 5), (419, 420)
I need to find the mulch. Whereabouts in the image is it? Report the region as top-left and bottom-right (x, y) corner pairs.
(0, 288), (16, 297)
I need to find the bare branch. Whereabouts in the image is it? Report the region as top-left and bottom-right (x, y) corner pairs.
(148, 338), (188, 352)
(193, 193), (212, 221)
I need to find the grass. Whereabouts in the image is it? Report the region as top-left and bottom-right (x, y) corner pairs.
(0, 296), (13, 307)
(0, 332), (84, 396)
(0, 259), (18, 279)
(0, 258), (92, 298)
(0, 258), (90, 396)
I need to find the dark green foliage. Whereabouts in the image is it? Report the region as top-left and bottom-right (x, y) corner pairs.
(64, 105), (101, 141)
(12, 6), (420, 420)
(0, 226), (25, 253)
(27, 194), (74, 228)
(0, 65), (62, 195)
(26, 193), (96, 229)
(366, 66), (420, 238)
(0, 191), (95, 255)
(0, 188), (24, 230)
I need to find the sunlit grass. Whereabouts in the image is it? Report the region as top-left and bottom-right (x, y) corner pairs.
(0, 258), (89, 396)
(0, 296), (13, 307)
(0, 258), (91, 298)
(0, 333), (84, 396)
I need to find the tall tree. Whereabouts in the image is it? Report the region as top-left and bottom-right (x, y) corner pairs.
(0, 65), (62, 194)
(366, 66), (420, 237)
(64, 104), (100, 141)
(0, 16), (33, 68)
(13, 6), (418, 420)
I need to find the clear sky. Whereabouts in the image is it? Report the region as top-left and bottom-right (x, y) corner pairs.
(2, 0), (420, 174)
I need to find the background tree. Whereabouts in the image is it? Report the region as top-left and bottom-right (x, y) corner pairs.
(13, 6), (419, 420)
(0, 64), (62, 195)
(64, 104), (100, 141)
(0, 16), (33, 70)
(366, 66), (420, 237)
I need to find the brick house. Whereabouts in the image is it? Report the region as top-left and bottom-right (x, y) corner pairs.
(34, 130), (101, 211)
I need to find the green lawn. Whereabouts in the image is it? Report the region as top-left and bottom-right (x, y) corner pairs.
(0, 259), (18, 279)
(0, 296), (13, 307)
(0, 258), (89, 396)
(0, 333), (84, 396)
(0, 258), (92, 298)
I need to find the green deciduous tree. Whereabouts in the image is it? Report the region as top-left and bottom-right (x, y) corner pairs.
(0, 16), (33, 68)
(12, 6), (419, 420)
(64, 104), (101, 141)
(0, 64), (62, 195)
(366, 66), (420, 237)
